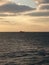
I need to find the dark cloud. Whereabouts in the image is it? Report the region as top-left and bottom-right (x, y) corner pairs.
(41, 0), (49, 3)
(0, 2), (35, 13)
(26, 11), (49, 16)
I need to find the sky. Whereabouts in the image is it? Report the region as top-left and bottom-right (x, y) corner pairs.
(0, 0), (49, 32)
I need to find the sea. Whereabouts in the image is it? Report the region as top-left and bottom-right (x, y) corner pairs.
(0, 32), (49, 65)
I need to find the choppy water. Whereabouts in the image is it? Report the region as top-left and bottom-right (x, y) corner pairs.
(0, 32), (49, 65)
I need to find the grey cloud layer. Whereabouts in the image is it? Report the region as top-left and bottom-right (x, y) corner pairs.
(26, 11), (49, 16)
(0, 2), (34, 13)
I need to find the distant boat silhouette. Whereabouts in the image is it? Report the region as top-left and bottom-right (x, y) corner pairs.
(19, 31), (25, 33)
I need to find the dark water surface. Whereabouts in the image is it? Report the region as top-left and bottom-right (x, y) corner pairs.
(0, 32), (49, 65)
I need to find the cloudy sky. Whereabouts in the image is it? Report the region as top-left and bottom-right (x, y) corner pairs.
(0, 0), (49, 32)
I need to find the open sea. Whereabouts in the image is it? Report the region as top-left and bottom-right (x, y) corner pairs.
(0, 32), (49, 65)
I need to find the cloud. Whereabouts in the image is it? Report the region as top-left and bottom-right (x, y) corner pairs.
(34, 0), (49, 4)
(37, 4), (49, 10)
(0, 2), (34, 14)
(25, 2), (49, 17)
(25, 11), (49, 16)
(34, 0), (49, 10)
(0, 13), (16, 16)
(40, 0), (49, 4)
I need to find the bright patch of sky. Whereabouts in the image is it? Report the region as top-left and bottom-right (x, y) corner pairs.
(12, 0), (36, 8)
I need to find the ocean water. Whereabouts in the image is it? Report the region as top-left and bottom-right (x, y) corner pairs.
(0, 32), (49, 65)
